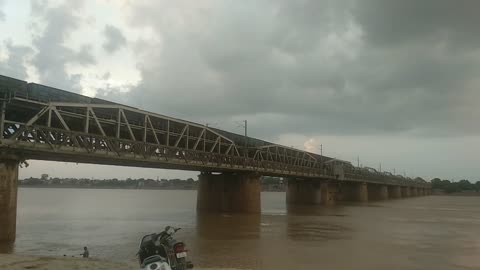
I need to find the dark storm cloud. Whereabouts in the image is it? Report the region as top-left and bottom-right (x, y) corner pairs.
(97, 0), (479, 141)
(103, 24), (127, 53)
(30, 0), (96, 93)
(0, 41), (33, 79)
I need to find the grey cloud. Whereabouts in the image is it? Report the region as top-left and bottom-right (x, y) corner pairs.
(103, 24), (127, 53)
(30, 0), (95, 93)
(101, 71), (111, 80)
(96, 0), (480, 143)
(75, 44), (96, 65)
(0, 0), (5, 21)
(0, 41), (33, 79)
(354, 0), (480, 50)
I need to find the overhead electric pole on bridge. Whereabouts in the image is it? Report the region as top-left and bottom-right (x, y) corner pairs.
(320, 144), (323, 163)
(244, 120), (248, 158)
(237, 120), (248, 158)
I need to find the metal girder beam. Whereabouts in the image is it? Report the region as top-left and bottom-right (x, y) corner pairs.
(193, 129), (206, 150)
(120, 109), (136, 141)
(143, 115), (147, 143)
(52, 107), (70, 131)
(88, 108), (106, 136)
(116, 109), (121, 138)
(26, 105), (50, 126)
(146, 115), (160, 145)
(174, 125), (188, 148)
(209, 137), (220, 153)
(84, 109), (89, 133)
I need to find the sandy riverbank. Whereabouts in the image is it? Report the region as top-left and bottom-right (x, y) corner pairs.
(0, 254), (138, 270)
(0, 254), (240, 270)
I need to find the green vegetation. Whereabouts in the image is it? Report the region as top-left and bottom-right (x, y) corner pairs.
(19, 177), (197, 189)
(431, 178), (480, 193)
(19, 175), (286, 191)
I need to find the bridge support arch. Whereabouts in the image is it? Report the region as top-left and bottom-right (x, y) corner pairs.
(0, 158), (19, 244)
(197, 172), (261, 213)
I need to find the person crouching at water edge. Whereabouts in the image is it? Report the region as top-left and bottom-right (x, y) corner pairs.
(82, 247), (89, 258)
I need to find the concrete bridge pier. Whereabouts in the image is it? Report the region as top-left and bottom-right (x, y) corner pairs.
(410, 187), (418, 196)
(338, 181), (368, 202)
(401, 186), (410, 197)
(388, 185), (402, 199)
(0, 158), (19, 244)
(368, 184), (389, 200)
(286, 178), (322, 205)
(197, 172), (261, 213)
(321, 181), (336, 205)
(286, 178), (336, 205)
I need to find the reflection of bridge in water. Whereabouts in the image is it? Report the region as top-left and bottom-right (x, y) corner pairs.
(0, 75), (430, 245)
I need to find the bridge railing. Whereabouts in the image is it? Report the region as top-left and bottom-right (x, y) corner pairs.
(2, 121), (327, 177)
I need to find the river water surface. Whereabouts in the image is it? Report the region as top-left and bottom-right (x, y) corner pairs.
(8, 188), (480, 269)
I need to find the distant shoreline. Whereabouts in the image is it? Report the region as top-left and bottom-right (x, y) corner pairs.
(18, 184), (196, 190)
(436, 191), (480, 197)
(18, 185), (285, 192)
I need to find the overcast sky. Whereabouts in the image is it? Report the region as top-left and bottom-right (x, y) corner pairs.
(1, 0), (479, 181)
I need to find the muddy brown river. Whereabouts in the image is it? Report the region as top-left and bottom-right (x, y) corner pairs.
(5, 188), (480, 269)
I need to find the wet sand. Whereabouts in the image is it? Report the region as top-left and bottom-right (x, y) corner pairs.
(0, 254), (137, 270)
(0, 254), (237, 270)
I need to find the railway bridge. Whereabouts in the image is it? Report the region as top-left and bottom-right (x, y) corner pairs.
(0, 75), (430, 244)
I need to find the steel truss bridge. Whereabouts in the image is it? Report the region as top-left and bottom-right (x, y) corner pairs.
(0, 75), (429, 188)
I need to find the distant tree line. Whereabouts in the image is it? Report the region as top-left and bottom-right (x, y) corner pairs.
(19, 175), (286, 191)
(431, 178), (480, 193)
(19, 176), (197, 189)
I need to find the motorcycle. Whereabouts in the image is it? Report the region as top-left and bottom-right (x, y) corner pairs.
(138, 226), (194, 270)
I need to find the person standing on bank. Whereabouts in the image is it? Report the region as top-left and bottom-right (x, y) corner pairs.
(82, 246), (89, 258)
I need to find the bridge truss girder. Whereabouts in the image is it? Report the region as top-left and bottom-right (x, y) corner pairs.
(0, 97), (430, 188)
(0, 99), (326, 178)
